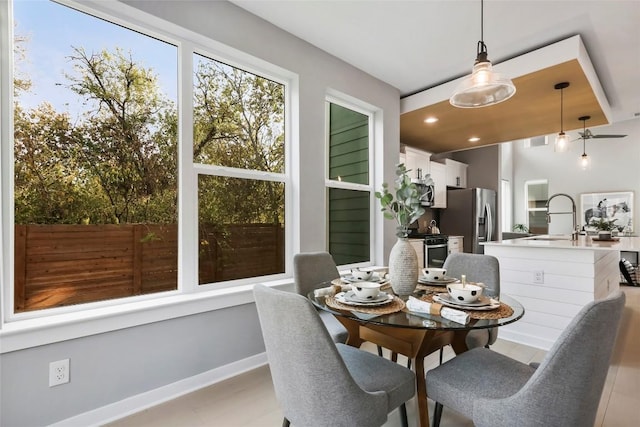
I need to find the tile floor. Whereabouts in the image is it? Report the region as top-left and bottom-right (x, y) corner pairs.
(107, 286), (640, 427)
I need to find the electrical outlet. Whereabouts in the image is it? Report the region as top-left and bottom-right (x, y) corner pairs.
(49, 359), (70, 387)
(533, 270), (544, 284)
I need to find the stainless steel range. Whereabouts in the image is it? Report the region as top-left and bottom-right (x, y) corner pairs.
(406, 230), (449, 268)
(423, 234), (448, 268)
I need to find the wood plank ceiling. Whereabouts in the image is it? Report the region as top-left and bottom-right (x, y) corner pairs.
(400, 59), (608, 154)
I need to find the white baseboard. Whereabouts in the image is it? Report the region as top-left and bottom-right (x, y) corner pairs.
(49, 352), (268, 427)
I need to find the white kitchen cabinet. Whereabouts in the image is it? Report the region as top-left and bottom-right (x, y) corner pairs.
(445, 159), (467, 188)
(448, 236), (463, 254)
(429, 161), (447, 208)
(409, 238), (425, 269)
(404, 146), (431, 179)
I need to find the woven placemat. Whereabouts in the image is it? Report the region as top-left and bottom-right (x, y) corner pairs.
(419, 294), (514, 320)
(325, 294), (405, 315)
(416, 283), (449, 293)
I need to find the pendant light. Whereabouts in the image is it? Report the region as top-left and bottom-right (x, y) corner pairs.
(450, 0), (516, 108)
(579, 115), (591, 170)
(554, 82), (570, 152)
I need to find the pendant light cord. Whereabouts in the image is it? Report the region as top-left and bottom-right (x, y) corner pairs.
(476, 0), (488, 58)
(480, 0), (484, 43)
(582, 120), (587, 155)
(560, 89), (564, 132)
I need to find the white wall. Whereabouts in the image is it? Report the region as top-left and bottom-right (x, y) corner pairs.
(511, 118), (640, 232)
(0, 1), (401, 425)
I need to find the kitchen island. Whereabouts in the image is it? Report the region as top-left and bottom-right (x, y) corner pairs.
(484, 235), (638, 350)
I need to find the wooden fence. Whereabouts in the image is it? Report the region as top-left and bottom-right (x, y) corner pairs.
(14, 223), (284, 312)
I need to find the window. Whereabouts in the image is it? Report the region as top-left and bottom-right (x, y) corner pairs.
(193, 54), (286, 284)
(3, 0), (292, 317)
(524, 180), (549, 234)
(11, 0), (179, 313)
(325, 100), (372, 266)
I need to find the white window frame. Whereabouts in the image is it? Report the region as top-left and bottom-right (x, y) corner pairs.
(190, 49), (292, 291)
(524, 179), (549, 231)
(0, 0), (299, 352)
(324, 91), (377, 268)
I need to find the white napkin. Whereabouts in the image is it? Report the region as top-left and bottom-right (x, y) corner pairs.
(406, 296), (470, 325)
(314, 284), (352, 297)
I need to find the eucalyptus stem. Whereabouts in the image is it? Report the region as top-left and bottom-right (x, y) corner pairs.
(375, 163), (426, 238)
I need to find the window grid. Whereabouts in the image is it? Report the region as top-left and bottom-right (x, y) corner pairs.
(2, 0), (294, 320)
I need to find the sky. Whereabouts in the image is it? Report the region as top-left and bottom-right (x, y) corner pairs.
(13, 0), (178, 120)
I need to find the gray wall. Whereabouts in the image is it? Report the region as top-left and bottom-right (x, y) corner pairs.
(452, 144), (500, 193)
(1, 304), (262, 426)
(432, 144), (501, 192)
(0, 1), (401, 425)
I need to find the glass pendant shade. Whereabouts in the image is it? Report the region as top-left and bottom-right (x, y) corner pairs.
(578, 115), (591, 170)
(580, 153), (591, 170)
(554, 82), (570, 152)
(450, 0), (516, 108)
(450, 59), (516, 108)
(554, 132), (569, 152)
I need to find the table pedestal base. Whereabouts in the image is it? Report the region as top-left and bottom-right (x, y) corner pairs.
(335, 317), (470, 427)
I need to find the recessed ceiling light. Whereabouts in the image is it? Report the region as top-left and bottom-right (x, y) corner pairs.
(424, 117), (438, 124)
(468, 136), (480, 142)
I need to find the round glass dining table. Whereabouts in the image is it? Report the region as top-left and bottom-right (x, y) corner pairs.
(309, 282), (525, 427)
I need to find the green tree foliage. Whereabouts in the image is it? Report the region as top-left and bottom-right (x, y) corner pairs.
(193, 57), (285, 225)
(14, 45), (178, 225)
(14, 43), (285, 227)
(13, 103), (98, 223)
(65, 47), (177, 224)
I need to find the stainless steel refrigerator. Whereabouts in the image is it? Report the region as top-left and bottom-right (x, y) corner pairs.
(440, 188), (497, 254)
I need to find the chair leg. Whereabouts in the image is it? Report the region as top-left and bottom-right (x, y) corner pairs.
(282, 417), (290, 427)
(406, 358), (412, 369)
(400, 403), (409, 427)
(432, 402), (443, 427)
(439, 347), (444, 365)
(377, 345), (383, 357)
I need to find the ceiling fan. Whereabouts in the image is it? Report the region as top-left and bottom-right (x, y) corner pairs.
(576, 128), (627, 140)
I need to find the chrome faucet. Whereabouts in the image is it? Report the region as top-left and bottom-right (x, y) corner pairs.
(545, 193), (578, 240)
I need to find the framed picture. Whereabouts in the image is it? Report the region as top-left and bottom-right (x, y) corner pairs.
(580, 191), (634, 232)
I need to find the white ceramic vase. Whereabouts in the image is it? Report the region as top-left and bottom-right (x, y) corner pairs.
(388, 237), (418, 296)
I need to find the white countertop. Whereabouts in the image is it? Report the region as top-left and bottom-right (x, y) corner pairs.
(485, 235), (640, 252)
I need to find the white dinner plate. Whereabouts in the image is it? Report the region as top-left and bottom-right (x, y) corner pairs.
(342, 274), (388, 284)
(418, 276), (459, 285)
(335, 291), (393, 307)
(344, 290), (390, 303)
(433, 293), (500, 311)
(434, 292), (492, 306)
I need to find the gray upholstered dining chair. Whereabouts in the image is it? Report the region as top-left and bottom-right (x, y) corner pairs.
(293, 251), (348, 343)
(253, 284), (416, 427)
(443, 252), (500, 350)
(425, 290), (625, 427)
